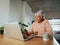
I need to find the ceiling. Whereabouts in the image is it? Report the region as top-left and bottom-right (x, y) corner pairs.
(22, 0), (60, 13)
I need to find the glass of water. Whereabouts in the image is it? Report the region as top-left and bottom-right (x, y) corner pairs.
(43, 32), (49, 41)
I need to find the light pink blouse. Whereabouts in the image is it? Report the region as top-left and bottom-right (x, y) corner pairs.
(29, 19), (53, 36)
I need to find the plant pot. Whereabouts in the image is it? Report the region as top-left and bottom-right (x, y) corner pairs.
(0, 30), (4, 34)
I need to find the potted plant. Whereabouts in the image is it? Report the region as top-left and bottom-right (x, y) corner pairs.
(0, 26), (4, 34)
(19, 22), (28, 32)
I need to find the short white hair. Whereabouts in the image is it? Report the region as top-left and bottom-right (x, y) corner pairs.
(35, 10), (45, 17)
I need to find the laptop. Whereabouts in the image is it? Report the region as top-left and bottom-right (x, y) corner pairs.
(4, 22), (35, 41)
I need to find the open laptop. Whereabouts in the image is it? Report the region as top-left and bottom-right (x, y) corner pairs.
(4, 22), (35, 41)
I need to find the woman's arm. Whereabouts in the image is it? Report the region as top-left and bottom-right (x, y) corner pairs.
(45, 20), (53, 39)
(28, 24), (34, 35)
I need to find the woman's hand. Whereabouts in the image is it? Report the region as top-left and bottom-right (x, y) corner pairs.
(34, 31), (38, 35)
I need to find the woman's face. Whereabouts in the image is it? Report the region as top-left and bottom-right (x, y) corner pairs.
(35, 13), (43, 23)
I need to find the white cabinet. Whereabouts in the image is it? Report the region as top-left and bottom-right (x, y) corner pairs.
(49, 19), (60, 31)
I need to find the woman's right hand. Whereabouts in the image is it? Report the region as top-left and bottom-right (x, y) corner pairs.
(34, 31), (38, 35)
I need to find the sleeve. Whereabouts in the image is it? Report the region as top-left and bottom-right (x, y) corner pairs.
(29, 23), (34, 33)
(45, 20), (53, 37)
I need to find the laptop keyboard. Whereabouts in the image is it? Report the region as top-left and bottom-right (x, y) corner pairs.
(24, 34), (43, 41)
(24, 34), (35, 41)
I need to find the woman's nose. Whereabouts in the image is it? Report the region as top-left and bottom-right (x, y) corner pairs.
(37, 18), (40, 20)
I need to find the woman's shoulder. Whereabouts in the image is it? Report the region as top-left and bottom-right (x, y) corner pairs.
(31, 21), (37, 26)
(32, 21), (36, 24)
(43, 19), (49, 23)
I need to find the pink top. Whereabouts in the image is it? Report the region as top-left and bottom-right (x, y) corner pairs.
(29, 19), (53, 36)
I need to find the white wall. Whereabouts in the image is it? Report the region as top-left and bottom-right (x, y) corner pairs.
(9, 0), (23, 22)
(0, 0), (34, 28)
(22, 1), (34, 30)
(22, 1), (34, 24)
(9, 0), (34, 23)
(0, 0), (10, 26)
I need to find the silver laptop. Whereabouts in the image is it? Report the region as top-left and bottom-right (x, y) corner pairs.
(4, 22), (35, 41)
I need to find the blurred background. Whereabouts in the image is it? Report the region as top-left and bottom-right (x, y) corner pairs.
(0, 0), (60, 33)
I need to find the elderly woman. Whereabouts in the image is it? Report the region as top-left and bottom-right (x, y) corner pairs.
(28, 10), (53, 38)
